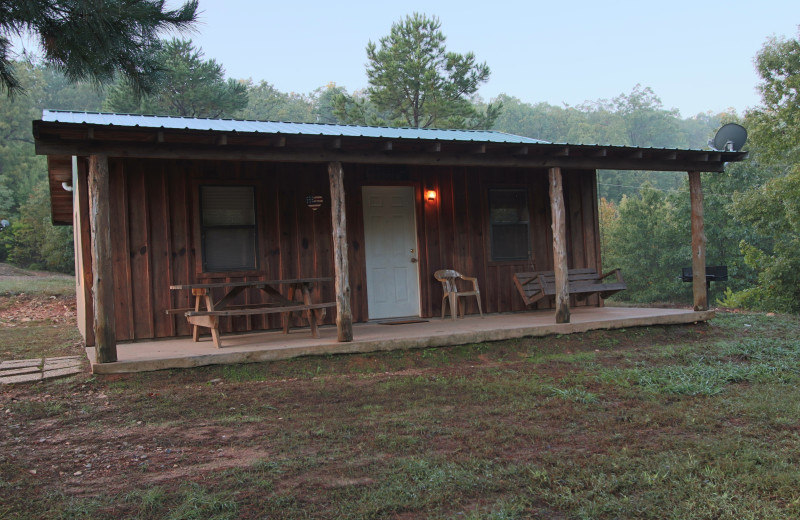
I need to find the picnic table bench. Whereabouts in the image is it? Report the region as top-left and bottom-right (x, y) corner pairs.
(513, 268), (626, 306)
(168, 278), (335, 348)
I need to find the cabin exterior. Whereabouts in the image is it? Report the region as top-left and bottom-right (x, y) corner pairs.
(33, 110), (747, 365)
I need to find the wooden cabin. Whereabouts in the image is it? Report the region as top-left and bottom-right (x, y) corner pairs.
(33, 110), (747, 364)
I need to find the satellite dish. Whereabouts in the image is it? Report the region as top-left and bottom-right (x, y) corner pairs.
(710, 123), (747, 152)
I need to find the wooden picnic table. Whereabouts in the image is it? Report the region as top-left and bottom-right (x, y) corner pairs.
(169, 278), (335, 348)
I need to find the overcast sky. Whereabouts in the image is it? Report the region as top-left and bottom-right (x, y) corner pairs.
(9, 1), (793, 117)
(174, 0), (797, 118)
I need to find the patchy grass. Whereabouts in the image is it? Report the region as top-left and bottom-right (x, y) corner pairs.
(0, 320), (83, 359)
(0, 265), (81, 359)
(2, 310), (800, 518)
(0, 264), (75, 297)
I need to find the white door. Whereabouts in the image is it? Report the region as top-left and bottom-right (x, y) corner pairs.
(362, 186), (421, 319)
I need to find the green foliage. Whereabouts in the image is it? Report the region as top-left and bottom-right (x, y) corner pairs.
(312, 82), (347, 123)
(336, 13), (499, 129)
(0, 174), (13, 217)
(611, 84), (683, 148)
(104, 39), (247, 118)
(722, 29), (800, 312)
(236, 79), (314, 122)
(331, 87), (388, 126)
(0, 61), (101, 219)
(0, 0), (198, 97)
(491, 94), (575, 142)
(747, 30), (800, 162)
(491, 86), (723, 203)
(0, 62), (48, 213)
(602, 184), (689, 303)
(0, 180), (74, 272)
(728, 166), (800, 312)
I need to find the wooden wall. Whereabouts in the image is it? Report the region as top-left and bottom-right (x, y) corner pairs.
(77, 158), (600, 344)
(350, 164), (601, 319)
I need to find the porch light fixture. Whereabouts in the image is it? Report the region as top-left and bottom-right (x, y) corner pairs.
(426, 189), (437, 202)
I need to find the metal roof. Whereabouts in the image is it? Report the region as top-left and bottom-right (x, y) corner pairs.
(41, 109), (549, 144)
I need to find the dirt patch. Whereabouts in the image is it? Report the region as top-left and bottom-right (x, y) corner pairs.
(0, 295), (76, 326)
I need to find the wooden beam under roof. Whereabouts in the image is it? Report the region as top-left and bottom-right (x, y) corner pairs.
(35, 139), (740, 173)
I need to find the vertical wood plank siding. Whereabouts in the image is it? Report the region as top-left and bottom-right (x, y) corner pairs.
(87, 158), (600, 343)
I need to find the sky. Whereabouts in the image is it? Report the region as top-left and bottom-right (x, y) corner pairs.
(176, 0), (800, 118)
(17, 0), (799, 118)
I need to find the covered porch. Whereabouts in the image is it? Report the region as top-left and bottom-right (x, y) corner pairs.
(87, 306), (713, 374)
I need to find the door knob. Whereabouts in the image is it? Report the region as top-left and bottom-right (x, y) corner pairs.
(410, 257), (418, 263)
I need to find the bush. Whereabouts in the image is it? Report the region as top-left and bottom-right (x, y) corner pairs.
(0, 181), (74, 274)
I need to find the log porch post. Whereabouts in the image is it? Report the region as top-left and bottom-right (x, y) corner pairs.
(688, 171), (707, 311)
(88, 154), (117, 363)
(549, 167), (570, 323)
(328, 161), (353, 341)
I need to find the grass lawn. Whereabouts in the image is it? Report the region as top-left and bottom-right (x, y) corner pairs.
(1, 274), (799, 518)
(0, 265), (82, 359)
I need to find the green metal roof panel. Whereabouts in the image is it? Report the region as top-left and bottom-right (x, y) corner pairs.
(41, 110), (549, 144)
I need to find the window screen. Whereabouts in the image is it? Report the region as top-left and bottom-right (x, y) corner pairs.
(200, 185), (257, 271)
(489, 189), (529, 261)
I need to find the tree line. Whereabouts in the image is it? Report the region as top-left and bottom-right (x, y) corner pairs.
(1, 7), (797, 313)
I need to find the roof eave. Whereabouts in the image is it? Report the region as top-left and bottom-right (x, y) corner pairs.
(33, 120), (747, 174)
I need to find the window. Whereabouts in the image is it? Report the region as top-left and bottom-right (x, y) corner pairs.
(489, 189), (529, 261)
(200, 185), (257, 272)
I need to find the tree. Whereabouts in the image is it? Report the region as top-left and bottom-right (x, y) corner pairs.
(0, 0), (198, 97)
(104, 39), (247, 118)
(491, 95), (575, 142)
(723, 29), (800, 312)
(727, 166), (800, 312)
(602, 184), (689, 303)
(0, 61), (48, 213)
(312, 83), (347, 124)
(336, 13), (500, 129)
(0, 180), (73, 272)
(747, 30), (800, 162)
(611, 84), (683, 148)
(331, 88), (389, 127)
(236, 79), (316, 122)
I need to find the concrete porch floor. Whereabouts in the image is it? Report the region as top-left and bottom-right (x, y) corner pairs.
(86, 306), (714, 374)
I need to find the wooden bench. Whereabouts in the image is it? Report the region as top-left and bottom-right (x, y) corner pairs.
(184, 302), (336, 348)
(513, 268), (626, 306)
(169, 278), (334, 348)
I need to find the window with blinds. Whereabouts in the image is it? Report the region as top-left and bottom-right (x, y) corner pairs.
(200, 185), (257, 272)
(489, 188), (530, 261)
